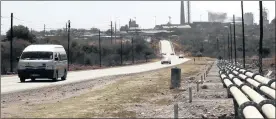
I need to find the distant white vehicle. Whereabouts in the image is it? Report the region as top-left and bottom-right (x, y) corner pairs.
(161, 57), (171, 64)
(17, 44), (68, 82)
(179, 54), (184, 58)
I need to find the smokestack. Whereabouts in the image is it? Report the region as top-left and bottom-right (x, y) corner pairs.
(188, 1), (191, 24)
(180, 1), (185, 25)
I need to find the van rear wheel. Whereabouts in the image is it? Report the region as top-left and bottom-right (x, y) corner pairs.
(31, 78), (36, 81)
(61, 70), (67, 80)
(20, 78), (25, 82)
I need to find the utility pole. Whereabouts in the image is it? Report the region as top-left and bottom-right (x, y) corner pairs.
(183, 1), (185, 24)
(233, 15), (237, 66)
(169, 16), (172, 40)
(99, 30), (101, 67)
(67, 20), (71, 70)
(154, 16), (156, 27)
(10, 13), (13, 73)
(44, 24), (46, 37)
(187, 1), (190, 24)
(121, 35), (123, 65)
(115, 22), (117, 43)
(223, 34), (226, 61)
(228, 32), (230, 61)
(132, 37), (134, 64)
(111, 21), (113, 44)
(217, 38), (219, 51)
(229, 23), (233, 63)
(65, 23), (67, 33)
(275, 2), (276, 82)
(259, 1), (263, 75)
(241, 1), (246, 68)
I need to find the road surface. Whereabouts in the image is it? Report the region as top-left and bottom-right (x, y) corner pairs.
(1, 40), (190, 94)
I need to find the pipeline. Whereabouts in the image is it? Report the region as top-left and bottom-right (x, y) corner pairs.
(224, 70), (276, 119)
(225, 66), (275, 100)
(228, 65), (275, 89)
(218, 71), (264, 119)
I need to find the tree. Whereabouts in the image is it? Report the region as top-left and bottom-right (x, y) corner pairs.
(144, 50), (153, 62)
(256, 47), (271, 58)
(199, 48), (204, 53)
(90, 28), (99, 33)
(270, 17), (275, 24)
(196, 51), (202, 57)
(120, 25), (129, 31)
(5, 25), (35, 43)
(262, 47), (270, 58)
(105, 29), (114, 35)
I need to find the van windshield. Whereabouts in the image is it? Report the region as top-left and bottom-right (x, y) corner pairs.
(20, 52), (53, 60)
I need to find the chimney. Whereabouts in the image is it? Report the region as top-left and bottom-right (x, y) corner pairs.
(187, 1), (191, 24)
(180, 1), (185, 25)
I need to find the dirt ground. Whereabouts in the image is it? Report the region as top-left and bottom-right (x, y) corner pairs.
(1, 57), (234, 118)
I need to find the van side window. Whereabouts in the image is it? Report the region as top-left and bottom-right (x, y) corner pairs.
(59, 54), (67, 61)
(63, 54), (67, 61)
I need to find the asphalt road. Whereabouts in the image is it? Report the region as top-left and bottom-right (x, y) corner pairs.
(1, 40), (190, 94)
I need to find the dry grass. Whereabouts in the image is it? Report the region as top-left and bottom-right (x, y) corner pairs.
(16, 57), (211, 118)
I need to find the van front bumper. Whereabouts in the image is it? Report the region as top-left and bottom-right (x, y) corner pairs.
(18, 69), (54, 79)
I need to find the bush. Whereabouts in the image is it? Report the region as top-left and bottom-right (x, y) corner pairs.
(1, 28), (157, 74)
(1, 39), (31, 74)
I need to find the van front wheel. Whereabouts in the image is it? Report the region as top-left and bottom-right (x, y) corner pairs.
(61, 70), (67, 80)
(52, 71), (58, 82)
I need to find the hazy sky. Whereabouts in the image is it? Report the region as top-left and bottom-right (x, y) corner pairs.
(1, 1), (275, 34)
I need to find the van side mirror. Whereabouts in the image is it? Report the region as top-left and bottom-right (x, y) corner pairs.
(16, 57), (20, 61)
(54, 57), (58, 61)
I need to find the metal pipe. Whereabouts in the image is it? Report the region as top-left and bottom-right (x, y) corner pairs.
(227, 68), (276, 100)
(233, 78), (243, 86)
(241, 86), (265, 103)
(240, 69), (246, 73)
(262, 104), (276, 119)
(243, 106), (264, 118)
(259, 86), (275, 99)
(271, 82), (275, 89)
(224, 72), (275, 118)
(244, 71), (254, 77)
(254, 75), (272, 86)
(224, 78), (233, 87)
(229, 86), (264, 118)
(228, 66), (275, 89)
(220, 75), (264, 118)
(246, 78), (261, 88)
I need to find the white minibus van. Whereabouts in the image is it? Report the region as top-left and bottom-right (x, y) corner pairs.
(17, 44), (68, 82)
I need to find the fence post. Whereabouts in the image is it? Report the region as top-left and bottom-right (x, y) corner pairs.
(189, 87), (192, 103)
(197, 82), (199, 92)
(174, 103), (178, 119)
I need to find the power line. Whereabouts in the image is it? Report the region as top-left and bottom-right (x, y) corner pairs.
(1, 16), (10, 19)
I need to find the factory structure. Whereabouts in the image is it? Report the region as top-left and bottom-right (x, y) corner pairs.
(155, 1), (192, 30)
